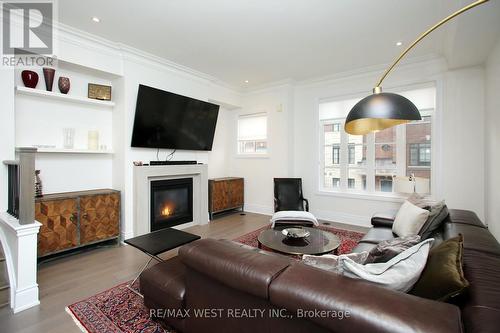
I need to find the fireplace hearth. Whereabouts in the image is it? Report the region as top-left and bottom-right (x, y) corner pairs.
(150, 178), (193, 231)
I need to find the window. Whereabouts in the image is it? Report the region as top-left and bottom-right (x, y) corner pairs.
(332, 145), (340, 164)
(348, 144), (355, 164)
(237, 113), (267, 155)
(319, 86), (435, 195)
(380, 178), (393, 192)
(409, 143), (431, 166)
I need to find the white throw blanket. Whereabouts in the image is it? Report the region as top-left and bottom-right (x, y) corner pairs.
(270, 210), (319, 228)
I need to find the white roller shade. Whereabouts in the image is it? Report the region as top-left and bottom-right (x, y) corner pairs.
(238, 113), (267, 141)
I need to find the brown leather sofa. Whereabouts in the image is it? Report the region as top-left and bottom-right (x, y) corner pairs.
(140, 209), (500, 333)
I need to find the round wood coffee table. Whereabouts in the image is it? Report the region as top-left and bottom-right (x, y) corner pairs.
(257, 226), (340, 255)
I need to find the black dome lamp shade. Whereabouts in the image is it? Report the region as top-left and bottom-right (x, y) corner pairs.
(345, 89), (421, 135)
(344, 0), (489, 135)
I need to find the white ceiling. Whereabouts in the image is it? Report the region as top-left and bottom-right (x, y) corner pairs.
(58, 0), (500, 88)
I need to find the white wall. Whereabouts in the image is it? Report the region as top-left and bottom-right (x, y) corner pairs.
(442, 67), (485, 219)
(226, 85), (294, 214)
(485, 39), (500, 241)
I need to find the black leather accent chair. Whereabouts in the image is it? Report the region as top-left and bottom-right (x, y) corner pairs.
(273, 178), (309, 212)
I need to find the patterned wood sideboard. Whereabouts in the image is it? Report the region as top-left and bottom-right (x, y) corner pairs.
(209, 177), (244, 219)
(35, 189), (120, 257)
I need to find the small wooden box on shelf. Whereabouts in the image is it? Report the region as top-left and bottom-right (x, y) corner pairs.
(35, 189), (120, 257)
(208, 177), (244, 220)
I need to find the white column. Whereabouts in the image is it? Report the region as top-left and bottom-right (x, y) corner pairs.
(0, 212), (42, 313)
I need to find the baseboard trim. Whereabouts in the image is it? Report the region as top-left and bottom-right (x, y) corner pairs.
(12, 284), (40, 313)
(244, 204), (273, 216)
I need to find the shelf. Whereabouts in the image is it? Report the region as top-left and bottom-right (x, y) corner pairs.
(15, 86), (115, 108)
(23, 147), (114, 154)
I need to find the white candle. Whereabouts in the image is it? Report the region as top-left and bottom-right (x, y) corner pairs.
(88, 130), (99, 150)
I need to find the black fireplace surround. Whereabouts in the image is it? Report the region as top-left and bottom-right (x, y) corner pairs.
(150, 178), (193, 231)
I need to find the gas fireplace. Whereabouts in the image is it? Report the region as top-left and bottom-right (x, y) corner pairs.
(150, 178), (193, 231)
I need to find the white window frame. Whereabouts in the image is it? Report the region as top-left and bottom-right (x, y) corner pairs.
(317, 84), (437, 201)
(236, 112), (269, 158)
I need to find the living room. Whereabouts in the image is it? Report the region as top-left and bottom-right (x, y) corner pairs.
(0, 0), (499, 332)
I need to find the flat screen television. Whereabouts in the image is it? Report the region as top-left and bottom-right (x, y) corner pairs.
(131, 84), (220, 151)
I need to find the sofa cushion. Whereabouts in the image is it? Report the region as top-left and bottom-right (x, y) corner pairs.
(358, 227), (396, 244)
(392, 201), (429, 237)
(341, 238), (433, 292)
(444, 223), (500, 256)
(365, 235), (421, 264)
(448, 209), (486, 228)
(411, 235), (469, 301)
(140, 256), (187, 311)
(459, 249), (500, 332)
(419, 203), (449, 239)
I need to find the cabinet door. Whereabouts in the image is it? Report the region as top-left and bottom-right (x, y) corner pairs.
(36, 199), (78, 256)
(229, 179), (244, 208)
(80, 193), (120, 244)
(211, 181), (230, 212)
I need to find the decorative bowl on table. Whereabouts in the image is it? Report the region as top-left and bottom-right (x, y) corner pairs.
(282, 227), (310, 239)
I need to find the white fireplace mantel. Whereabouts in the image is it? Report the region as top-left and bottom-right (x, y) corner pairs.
(133, 164), (208, 237)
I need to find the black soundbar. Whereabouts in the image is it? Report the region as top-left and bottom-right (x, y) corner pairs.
(149, 161), (198, 165)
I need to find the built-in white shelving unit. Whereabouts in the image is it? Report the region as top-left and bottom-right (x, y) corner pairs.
(15, 86), (115, 107)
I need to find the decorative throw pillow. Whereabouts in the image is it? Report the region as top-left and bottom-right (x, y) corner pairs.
(392, 201), (430, 237)
(419, 202), (449, 239)
(340, 238), (434, 292)
(302, 252), (369, 273)
(411, 234), (469, 301)
(365, 235), (421, 263)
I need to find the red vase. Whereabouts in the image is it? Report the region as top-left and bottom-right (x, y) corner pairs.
(43, 67), (55, 91)
(21, 70), (39, 88)
(58, 77), (70, 94)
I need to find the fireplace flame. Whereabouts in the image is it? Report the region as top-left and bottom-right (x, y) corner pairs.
(161, 205), (172, 216)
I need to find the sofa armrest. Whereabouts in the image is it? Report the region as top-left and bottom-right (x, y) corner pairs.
(371, 210), (398, 228)
(269, 263), (463, 333)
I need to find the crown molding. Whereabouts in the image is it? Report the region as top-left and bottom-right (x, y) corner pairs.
(295, 53), (447, 88)
(56, 22), (242, 93)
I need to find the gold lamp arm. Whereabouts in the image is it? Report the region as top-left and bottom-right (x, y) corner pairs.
(374, 0), (489, 90)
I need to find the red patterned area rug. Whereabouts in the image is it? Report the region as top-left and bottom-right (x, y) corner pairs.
(66, 281), (176, 333)
(234, 225), (364, 255)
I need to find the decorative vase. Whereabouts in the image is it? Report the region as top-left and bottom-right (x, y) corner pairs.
(42, 67), (55, 91)
(35, 170), (43, 198)
(58, 77), (70, 94)
(21, 70), (39, 88)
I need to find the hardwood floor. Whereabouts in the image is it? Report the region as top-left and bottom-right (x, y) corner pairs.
(0, 212), (367, 333)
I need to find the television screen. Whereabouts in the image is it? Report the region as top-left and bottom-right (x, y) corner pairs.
(131, 84), (220, 151)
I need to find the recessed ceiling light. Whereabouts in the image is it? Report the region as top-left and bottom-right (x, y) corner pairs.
(92, 17), (100, 23)
(244, 80), (249, 83)
(396, 41), (403, 46)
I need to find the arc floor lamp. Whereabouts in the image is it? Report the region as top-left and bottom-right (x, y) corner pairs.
(344, 0), (490, 135)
